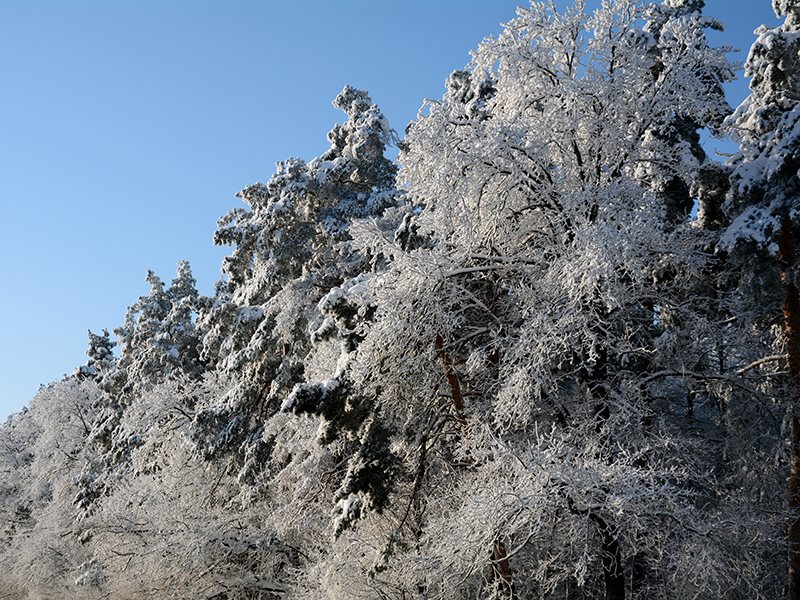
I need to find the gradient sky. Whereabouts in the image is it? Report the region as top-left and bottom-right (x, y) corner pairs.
(0, 1), (781, 421)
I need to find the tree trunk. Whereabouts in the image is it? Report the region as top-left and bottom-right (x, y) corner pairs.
(590, 513), (625, 600)
(630, 552), (647, 598)
(582, 301), (625, 600)
(490, 538), (515, 598)
(435, 335), (516, 596)
(778, 215), (800, 600)
(435, 333), (467, 430)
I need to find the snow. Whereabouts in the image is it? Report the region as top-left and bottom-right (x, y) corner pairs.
(0, 3), (793, 597)
(719, 205), (778, 251)
(333, 492), (362, 535)
(280, 379), (340, 413)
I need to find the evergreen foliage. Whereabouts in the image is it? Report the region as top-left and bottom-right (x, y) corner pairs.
(2, 2), (799, 598)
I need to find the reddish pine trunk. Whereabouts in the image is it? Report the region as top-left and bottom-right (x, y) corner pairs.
(792, 414), (800, 600)
(435, 335), (514, 595)
(490, 539), (515, 598)
(435, 334), (467, 430)
(778, 215), (800, 600)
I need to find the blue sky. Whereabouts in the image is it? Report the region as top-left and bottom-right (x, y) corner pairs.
(0, 1), (780, 421)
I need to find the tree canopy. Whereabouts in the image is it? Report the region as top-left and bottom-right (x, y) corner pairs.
(2, 2), (799, 599)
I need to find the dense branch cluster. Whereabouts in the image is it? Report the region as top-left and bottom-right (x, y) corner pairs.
(2, 1), (800, 598)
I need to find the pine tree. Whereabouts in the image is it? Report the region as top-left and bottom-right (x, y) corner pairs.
(75, 262), (204, 516)
(192, 86), (401, 471)
(74, 329), (115, 381)
(4, 3), (799, 598)
(724, 2), (800, 596)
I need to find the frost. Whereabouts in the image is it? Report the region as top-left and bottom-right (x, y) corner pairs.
(237, 305), (265, 323)
(74, 559), (106, 587)
(718, 205), (779, 251)
(0, 2), (791, 599)
(281, 379), (340, 413)
(333, 493), (363, 536)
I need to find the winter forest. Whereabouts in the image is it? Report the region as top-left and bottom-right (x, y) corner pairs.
(5, 0), (800, 598)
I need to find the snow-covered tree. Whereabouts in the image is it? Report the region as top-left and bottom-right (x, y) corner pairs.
(722, 2), (800, 598)
(74, 329), (115, 381)
(285, 2), (766, 599)
(75, 262), (204, 516)
(727, 0), (800, 212)
(112, 261), (203, 395)
(191, 86), (402, 470)
(0, 379), (100, 597)
(2, 2), (797, 599)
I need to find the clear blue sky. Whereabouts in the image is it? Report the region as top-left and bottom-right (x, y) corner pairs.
(0, 1), (780, 421)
